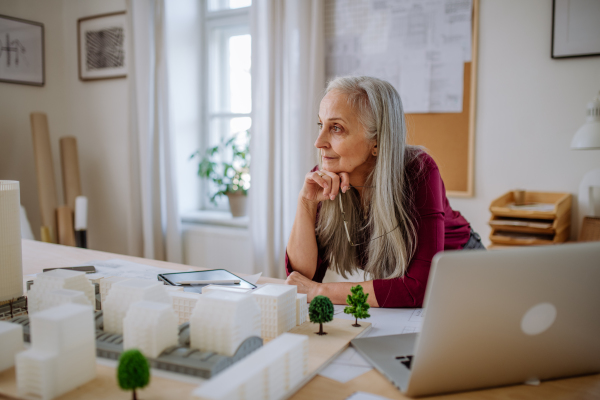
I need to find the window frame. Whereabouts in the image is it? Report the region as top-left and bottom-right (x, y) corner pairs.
(200, 2), (252, 211)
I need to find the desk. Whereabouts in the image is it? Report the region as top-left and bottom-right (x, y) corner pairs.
(6, 239), (600, 400)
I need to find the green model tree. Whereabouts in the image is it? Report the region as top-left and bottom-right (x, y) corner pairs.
(117, 349), (150, 400)
(344, 285), (371, 327)
(309, 295), (334, 335)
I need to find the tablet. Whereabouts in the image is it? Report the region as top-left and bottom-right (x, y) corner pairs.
(158, 269), (257, 294)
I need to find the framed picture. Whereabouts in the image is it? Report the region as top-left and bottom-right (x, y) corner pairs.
(0, 14), (44, 86)
(552, 0), (600, 59)
(78, 11), (127, 81)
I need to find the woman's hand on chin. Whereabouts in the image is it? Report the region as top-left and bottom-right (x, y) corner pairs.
(285, 271), (321, 301)
(299, 169), (350, 204)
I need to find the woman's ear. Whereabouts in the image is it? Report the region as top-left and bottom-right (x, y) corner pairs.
(372, 143), (378, 156)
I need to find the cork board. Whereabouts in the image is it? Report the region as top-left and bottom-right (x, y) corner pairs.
(406, 0), (479, 197)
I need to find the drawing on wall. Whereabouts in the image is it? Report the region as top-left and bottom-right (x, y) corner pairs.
(324, 0), (472, 114)
(78, 12), (127, 81)
(0, 14), (44, 86)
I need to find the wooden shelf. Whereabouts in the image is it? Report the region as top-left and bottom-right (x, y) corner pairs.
(488, 191), (571, 247)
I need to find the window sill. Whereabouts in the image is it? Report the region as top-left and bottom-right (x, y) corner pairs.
(181, 210), (248, 229)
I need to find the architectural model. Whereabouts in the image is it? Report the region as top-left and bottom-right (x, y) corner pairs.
(0, 181), (23, 303)
(190, 291), (261, 357)
(0, 321), (23, 372)
(251, 284), (297, 339)
(99, 276), (131, 302)
(202, 285), (252, 295)
(169, 291), (201, 325)
(11, 311), (263, 379)
(103, 278), (170, 334)
(27, 269), (94, 313)
(15, 303), (96, 400)
(123, 301), (178, 358)
(192, 333), (309, 400)
(0, 296), (27, 321)
(296, 293), (308, 326)
(42, 288), (90, 310)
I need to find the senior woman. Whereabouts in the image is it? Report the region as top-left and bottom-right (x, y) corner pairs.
(284, 76), (484, 308)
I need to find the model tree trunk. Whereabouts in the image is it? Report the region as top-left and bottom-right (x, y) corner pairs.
(133, 388), (137, 400)
(318, 323), (323, 335)
(353, 316), (361, 327)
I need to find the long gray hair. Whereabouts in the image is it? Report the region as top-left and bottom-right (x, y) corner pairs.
(316, 76), (423, 280)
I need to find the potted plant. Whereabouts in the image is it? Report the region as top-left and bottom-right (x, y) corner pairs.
(191, 130), (250, 217)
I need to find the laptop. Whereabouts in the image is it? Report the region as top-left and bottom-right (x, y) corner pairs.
(351, 242), (600, 397)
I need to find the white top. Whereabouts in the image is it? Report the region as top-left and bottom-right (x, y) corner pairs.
(252, 284), (296, 297)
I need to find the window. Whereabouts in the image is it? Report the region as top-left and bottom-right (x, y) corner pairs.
(202, 0), (252, 210)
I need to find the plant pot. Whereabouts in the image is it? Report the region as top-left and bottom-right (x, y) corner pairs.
(226, 192), (248, 217)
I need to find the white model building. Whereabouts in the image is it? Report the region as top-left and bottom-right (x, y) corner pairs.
(0, 181), (23, 303)
(296, 293), (308, 326)
(0, 321), (24, 372)
(42, 289), (90, 311)
(103, 279), (171, 334)
(192, 333), (309, 400)
(123, 301), (178, 358)
(190, 291), (261, 357)
(27, 270), (94, 313)
(164, 285), (184, 293)
(169, 291), (201, 325)
(251, 284), (297, 339)
(202, 285), (252, 295)
(16, 304), (96, 400)
(99, 276), (132, 302)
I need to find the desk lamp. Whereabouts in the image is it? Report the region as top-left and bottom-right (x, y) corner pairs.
(571, 91), (600, 239)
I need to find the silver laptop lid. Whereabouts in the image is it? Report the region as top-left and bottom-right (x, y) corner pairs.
(406, 242), (600, 397)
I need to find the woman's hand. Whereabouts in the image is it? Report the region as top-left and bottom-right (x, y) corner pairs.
(299, 169), (350, 204)
(285, 271), (321, 301)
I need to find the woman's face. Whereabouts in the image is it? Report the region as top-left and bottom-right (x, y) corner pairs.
(316, 90), (376, 180)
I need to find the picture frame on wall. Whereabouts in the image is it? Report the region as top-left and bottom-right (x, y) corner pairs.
(0, 14), (45, 86)
(78, 11), (127, 81)
(552, 0), (600, 59)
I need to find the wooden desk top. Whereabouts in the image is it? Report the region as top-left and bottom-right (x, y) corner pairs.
(13, 239), (600, 400)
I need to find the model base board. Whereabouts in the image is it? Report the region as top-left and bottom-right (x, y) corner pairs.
(0, 318), (370, 399)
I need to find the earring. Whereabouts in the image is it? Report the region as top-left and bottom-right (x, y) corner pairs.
(372, 150), (377, 156)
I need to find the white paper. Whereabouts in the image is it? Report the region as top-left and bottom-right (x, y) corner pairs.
(346, 391), (393, 400)
(436, 0), (473, 62)
(320, 347), (373, 383)
(238, 272), (262, 285)
(84, 259), (178, 281)
(320, 306), (424, 383)
(400, 47), (464, 113)
(326, 0), (472, 113)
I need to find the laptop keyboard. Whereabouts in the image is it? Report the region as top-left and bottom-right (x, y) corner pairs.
(395, 355), (414, 369)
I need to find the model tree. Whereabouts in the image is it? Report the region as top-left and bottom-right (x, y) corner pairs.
(309, 295), (334, 335)
(344, 285), (371, 327)
(117, 349), (150, 400)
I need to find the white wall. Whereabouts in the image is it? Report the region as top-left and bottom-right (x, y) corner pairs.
(0, 0), (68, 242)
(449, 0), (600, 244)
(60, 0), (130, 254)
(0, 0), (130, 254)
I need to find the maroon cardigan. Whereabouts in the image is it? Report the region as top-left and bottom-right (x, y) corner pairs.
(285, 152), (471, 308)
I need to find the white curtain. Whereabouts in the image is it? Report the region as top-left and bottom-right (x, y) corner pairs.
(126, 0), (182, 263)
(250, 0), (325, 278)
